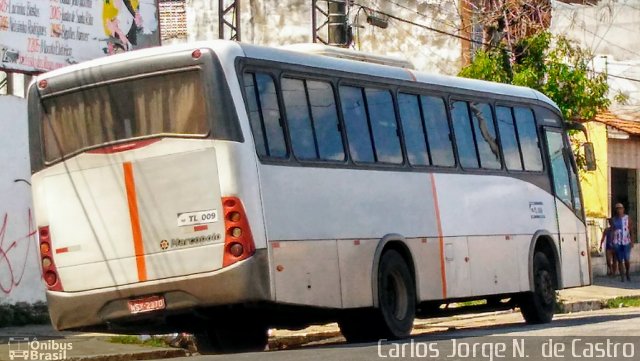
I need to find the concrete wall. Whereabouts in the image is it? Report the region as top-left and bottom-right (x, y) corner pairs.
(0, 96), (46, 305)
(185, 0), (463, 75)
(550, 0), (640, 62)
(550, 0), (640, 104)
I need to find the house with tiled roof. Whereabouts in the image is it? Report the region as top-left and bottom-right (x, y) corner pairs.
(577, 106), (640, 274)
(551, 0), (640, 274)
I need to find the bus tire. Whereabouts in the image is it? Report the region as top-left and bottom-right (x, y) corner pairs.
(338, 249), (416, 342)
(519, 252), (556, 324)
(195, 323), (268, 354)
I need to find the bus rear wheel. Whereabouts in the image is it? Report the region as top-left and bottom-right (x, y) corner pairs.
(339, 249), (416, 342)
(195, 323), (268, 354)
(518, 252), (556, 324)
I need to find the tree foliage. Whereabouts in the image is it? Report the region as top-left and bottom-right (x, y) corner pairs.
(459, 31), (612, 122)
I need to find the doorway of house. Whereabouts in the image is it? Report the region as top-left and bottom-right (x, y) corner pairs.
(611, 167), (638, 242)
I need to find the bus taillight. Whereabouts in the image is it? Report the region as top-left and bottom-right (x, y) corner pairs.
(221, 197), (256, 267)
(38, 226), (63, 291)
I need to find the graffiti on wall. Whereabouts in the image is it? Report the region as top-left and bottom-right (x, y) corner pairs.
(0, 95), (45, 303)
(0, 208), (40, 295)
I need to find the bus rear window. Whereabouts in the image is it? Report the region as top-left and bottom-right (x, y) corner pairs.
(41, 70), (208, 162)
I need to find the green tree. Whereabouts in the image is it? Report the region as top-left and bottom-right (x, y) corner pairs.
(459, 31), (612, 123)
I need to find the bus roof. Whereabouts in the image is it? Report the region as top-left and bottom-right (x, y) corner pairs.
(35, 40), (559, 112)
(279, 43), (416, 69)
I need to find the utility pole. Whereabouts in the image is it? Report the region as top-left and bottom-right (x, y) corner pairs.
(219, 0), (241, 41)
(312, 0), (350, 47)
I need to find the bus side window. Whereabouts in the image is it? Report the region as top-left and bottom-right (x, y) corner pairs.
(307, 80), (345, 161)
(546, 131), (573, 206)
(450, 101), (480, 169)
(514, 107), (543, 171)
(421, 96), (455, 167)
(282, 78), (317, 160)
(340, 86), (375, 163)
(496, 106), (524, 171)
(282, 78), (346, 162)
(469, 102), (501, 169)
(398, 93), (430, 166)
(243, 72), (287, 158)
(365, 88), (403, 164)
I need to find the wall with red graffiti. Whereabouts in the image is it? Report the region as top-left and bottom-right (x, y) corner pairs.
(0, 95), (46, 304)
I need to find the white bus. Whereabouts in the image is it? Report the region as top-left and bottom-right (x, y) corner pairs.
(28, 41), (594, 353)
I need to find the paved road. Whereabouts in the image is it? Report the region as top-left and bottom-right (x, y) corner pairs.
(174, 308), (640, 361)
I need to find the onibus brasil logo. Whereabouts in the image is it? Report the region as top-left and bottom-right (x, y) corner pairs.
(8, 337), (72, 360)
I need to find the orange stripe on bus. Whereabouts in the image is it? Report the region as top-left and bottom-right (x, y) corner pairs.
(429, 173), (447, 299)
(123, 162), (147, 282)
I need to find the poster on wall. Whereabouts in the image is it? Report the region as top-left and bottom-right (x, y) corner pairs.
(0, 0), (160, 73)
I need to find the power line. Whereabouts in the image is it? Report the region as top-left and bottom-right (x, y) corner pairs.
(373, 0), (461, 31)
(352, 2), (493, 48)
(604, 72), (640, 83)
(556, 7), (640, 58)
(352, 2), (640, 84)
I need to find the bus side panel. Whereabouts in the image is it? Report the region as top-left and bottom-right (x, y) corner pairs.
(406, 237), (443, 301)
(257, 166), (439, 241)
(579, 233), (590, 286)
(271, 240), (342, 308)
(514, 234), (540, 291)
(467, 235), (523, 295)
(443, 237), (471, 299)
(258, 165), (438, 308)
(435, 174), (558, 237)
(434, 173), (560, 295)
(337, 239), (378, 308)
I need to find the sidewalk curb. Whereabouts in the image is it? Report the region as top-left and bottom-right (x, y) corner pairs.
(558, 299), (606, 313)
(67, 348), (187, 361)
(269, 331), (343, 350)
(558, 295), (640, 313)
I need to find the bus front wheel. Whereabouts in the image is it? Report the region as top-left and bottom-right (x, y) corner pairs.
(339, 249), (416, 342)
(518, 252), (556, 324)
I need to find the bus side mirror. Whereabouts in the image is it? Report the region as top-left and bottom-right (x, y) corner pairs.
(583, 142), (596, 171)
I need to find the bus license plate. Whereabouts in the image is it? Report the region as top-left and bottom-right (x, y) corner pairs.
(127, 296), (166, 314)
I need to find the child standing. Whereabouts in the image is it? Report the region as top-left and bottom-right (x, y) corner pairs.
(600, 218), (617, 276)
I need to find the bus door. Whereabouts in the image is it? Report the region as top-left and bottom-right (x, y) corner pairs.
(544, 129), (586, 288)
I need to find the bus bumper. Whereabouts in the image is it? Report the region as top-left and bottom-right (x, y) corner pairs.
(46, 250), (270, 331)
